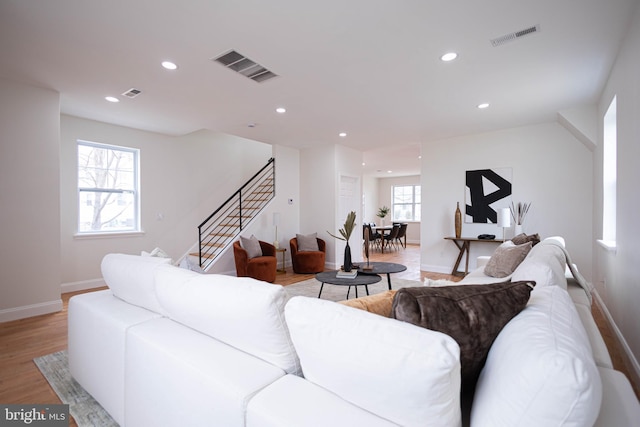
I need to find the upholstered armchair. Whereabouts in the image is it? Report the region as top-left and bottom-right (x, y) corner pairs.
(233, 239), (277, 283)
(290, 235), (326, 274)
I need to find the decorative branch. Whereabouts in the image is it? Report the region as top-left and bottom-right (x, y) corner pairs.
(510, 201), (531, 225)
(327, 211), (357, 242)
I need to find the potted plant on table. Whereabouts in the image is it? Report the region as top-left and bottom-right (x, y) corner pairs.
(377, 206), (390, 226)
(328, 211), (357, 272)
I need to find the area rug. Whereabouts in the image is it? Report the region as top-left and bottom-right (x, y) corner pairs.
(34, 351), (118, 427)
(283, 276), (422, 301)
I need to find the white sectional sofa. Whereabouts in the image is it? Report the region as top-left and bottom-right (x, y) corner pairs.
(68, 239), (640, 427)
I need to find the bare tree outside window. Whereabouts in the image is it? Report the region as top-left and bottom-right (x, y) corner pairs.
(392, 185), (421, 222)
(77, 141), (139, 233)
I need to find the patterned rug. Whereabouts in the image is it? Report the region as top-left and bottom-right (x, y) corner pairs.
(34, 351), (118, 427)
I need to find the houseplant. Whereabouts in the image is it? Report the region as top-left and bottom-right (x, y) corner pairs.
(328, 211), (357, 272)
(377, 206), (390, 225)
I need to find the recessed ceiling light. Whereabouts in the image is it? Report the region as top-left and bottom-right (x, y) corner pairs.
(441, 52), (458, 62)
(276, 107), (286, 114)
(362, 162), (366, 166)
(339, 132), (347, 137)
(161, 61), (178, 70)
(105, 96), (119, 103)
(387, 170), (393, 174)
(477, 103), (490, 109)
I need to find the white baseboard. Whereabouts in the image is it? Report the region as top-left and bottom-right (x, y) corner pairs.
(420, 263), (451, 274)
(593, 289), (640, 382)
(0, 299), (63, 323)
(61, 278), (106, 293)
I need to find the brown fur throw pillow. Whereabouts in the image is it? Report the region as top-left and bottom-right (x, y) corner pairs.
(391, 281), (535, 390)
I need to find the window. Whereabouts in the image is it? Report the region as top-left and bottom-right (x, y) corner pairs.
(600, 96), (616, 250)
(77, 140), (140, 234)
(392, 185), (421, 221)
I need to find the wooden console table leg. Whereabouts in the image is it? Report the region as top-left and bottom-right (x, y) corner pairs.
(463, 241), (471, 275)
(451, 240), (465, 275)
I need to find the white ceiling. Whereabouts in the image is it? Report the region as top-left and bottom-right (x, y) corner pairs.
(0, 0), (636, 177)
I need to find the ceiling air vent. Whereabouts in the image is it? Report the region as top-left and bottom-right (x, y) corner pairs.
(212, 50), (278, 83)
(491, 24), (540, 47)
(122, 88), (142, 98)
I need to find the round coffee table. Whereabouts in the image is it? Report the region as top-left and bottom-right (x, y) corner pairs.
(315, 270), (382, 299)
(358, 262), (407, 290)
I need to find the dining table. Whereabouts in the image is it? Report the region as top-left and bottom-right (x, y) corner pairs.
(373, 225), (393, 253)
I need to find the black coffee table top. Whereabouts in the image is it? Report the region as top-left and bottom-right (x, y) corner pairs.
(358, 262), (407, 275)
(315, 270), (382, 286)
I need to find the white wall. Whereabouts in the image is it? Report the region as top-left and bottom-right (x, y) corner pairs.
(208, 144), (301, 274)
(0, 78), (62, 320)
(594, 3), (640, 375)
(60, 115), (272, 289)
(421, 121), (593, 276)
(376, 175), (421, 244)
(300, 144), (363, 268)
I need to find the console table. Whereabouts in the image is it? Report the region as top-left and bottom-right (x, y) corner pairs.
(444, 236), (502, 275)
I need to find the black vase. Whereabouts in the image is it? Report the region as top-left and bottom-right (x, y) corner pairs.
(343, 242), (352, 272)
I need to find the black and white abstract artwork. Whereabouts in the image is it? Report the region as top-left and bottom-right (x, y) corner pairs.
(465, 168), (512, 223)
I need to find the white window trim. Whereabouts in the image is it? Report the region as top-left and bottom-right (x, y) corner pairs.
(77, 140), (141, 235)
(392, 184), (421, 222)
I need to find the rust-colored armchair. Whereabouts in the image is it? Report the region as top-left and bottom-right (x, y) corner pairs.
(233, 239), (277, 283)
(290, 236), (326, 274)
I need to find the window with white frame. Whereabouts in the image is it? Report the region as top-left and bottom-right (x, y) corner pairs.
(602, 96), (617, 247)
(392, 185), (421, 221)
(77, 140), (140, 234)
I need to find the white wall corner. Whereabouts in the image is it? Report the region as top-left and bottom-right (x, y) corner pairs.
(557, 106), (598, 151)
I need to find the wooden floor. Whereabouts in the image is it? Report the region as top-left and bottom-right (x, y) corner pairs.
(0, 243), (637, 426)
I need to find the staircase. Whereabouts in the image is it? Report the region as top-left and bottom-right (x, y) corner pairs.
(194, 158), (275, 270)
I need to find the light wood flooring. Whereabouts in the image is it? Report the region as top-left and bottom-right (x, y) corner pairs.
(0, 243), (637, 426)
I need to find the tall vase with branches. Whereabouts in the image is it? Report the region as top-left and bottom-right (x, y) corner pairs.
(510, 201), (531, 235)
(328, 211), (357, 272)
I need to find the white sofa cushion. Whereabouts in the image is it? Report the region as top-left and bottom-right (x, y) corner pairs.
(101, 253), (171, 313)
(246, 375), (398, 427)
(285, 296), (461, 427)
(68, 289), (162, 425)
(595, 367), (640, 427)
(575, 303), (613, 369)
(125, 318), (285, 427)
(511, 239), (568, 289)
(155, 265), (301, 375)
(471, 286), (602, 427)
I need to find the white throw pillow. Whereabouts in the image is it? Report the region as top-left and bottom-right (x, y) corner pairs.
(423, 278), (458, 287)
(296, 233), (319, 251)
(471, 286), (602, 427)
(511, 241), (568, 289)
(101, 253), (172, 313)
(285, 296), (462, 427)
(155, 266), (301, 375)
(240, 235), (263, 258)
(179, 256), (205, 273)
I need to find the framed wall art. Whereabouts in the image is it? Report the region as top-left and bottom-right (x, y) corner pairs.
(465, 168), (512, 223)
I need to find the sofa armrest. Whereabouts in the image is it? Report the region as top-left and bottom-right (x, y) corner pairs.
(476, 256), (491, 268)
